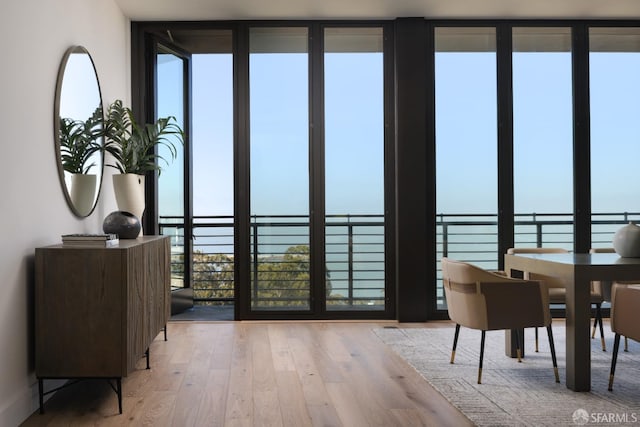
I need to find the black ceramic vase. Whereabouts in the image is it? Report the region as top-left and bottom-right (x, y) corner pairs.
(103, 211), (141, 239)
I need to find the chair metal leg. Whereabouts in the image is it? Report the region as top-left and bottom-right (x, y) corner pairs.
(450, 324), (460, 364)
(547, 325), (560, 383)
(478, 330), (486, 384)
(596, 304), (606, 351)
(609, 333), (621, 391)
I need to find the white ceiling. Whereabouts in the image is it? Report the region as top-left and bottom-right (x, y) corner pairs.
(114, 0), (640, 21)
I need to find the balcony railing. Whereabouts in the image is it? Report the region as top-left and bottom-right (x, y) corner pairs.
(247, 215), (385, 309)
(159, 214), (386, 308)
(160, 211), (640, 310)
(435, 211), (640, 308)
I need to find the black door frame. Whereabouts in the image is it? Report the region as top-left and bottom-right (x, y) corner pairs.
(132, 21), (396, 320)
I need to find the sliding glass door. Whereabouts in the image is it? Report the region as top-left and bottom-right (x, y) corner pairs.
(590, 28), (640, 246)
(512, 27), (574, 250)
(249, 27), (311, 311)
(191, 35), (235, 308)
(435, 27), (497, 309)
(140, 23), (392, 319)
(156, 30), (235, 315)
(156, 42), (193, 314)
(247, 25), (390, 316)
(324, 27), (386, 311)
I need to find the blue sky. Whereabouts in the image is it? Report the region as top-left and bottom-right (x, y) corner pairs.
(590, 52), (640, 213)
(59, 51), (103, 181)
(158, 49), (385, 218)
(156, 36), (640, 220)
(60, 52), (101, 121)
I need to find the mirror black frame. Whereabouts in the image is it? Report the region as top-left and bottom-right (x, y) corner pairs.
(53, 45), (104, 217)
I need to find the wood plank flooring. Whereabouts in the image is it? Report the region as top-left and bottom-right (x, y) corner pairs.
(21, 321), (471, 427)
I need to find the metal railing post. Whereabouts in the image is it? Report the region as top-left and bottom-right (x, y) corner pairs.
(442, 222), (449, 257)
(536, 224), (543, 248)
(251, 218), (259, 303)
(348, 222), (354, 306)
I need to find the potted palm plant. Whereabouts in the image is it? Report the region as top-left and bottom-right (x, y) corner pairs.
(103, 99), (184, 227)
(59, 106), (103, 175)
(59, 105), (103, 216)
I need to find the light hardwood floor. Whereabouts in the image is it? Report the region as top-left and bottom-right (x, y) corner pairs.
(21, 320), (471, 427)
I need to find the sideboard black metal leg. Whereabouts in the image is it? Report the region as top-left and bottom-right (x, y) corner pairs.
(164, 324), (167, 341)
(116, 378), (122, 414)
(146, 348), (150, 369)
(38, 378), (44, 414)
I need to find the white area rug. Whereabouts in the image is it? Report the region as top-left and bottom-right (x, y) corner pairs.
(374, 323), (640, 426)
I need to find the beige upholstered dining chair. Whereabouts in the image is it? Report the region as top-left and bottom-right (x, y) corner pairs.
(590, 247), (630, 352)
(507, 247), (606, 351)
(608, 284), (640, 391)
(442, 257), (560, 384)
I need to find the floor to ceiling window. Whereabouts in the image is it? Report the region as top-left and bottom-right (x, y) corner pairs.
(245, 25), (390, 316)
(512, 27), (574, 250)
(324, 27), (386, 311)
(138, 20), (640, 321)
(142, 23), (392, 319)
(435, 27), (497, 309)
(249, 27), (311, 310)
(156, 30), (235, 315)
(590, 27), (640, 247)
(191, 36), (235, 307)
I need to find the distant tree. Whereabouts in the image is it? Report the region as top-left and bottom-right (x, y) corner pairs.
(192, 252), (234, 301)
(170, 253), (184, 288)
(252, 245), (308, 306)
(169, 245), (334, 307)
(251, 245), (334, 307)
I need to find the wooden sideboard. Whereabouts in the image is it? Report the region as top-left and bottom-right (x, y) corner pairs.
(35, 235), (170, 414)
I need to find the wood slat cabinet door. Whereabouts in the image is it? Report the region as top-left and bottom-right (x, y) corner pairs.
(143, 236), (171, 352)
(35, 236), (170, 380)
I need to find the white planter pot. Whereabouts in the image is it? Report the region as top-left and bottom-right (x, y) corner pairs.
(112, 173), (145, 235)
(69, 173), (97, 217)
(613, 222), (640, 257)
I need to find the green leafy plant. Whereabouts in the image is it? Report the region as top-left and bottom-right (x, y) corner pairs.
(59, 105), (103, 174)
(103, 99), (184, 175)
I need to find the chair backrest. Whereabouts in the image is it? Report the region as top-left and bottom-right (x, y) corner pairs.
(507, 247), (568, 254)
(442, 257), (550, 331)
(611, 284), (640, 342)
(589, 248), (615, 298)
(592, 248), (640, 300)
(589, 248), (615, 254)
(506, 247), (569, 289)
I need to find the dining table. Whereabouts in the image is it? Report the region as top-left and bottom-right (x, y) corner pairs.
(504, 251), (640, 392)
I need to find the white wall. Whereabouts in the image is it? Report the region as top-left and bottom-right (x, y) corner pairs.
(0, 0), (129, 424)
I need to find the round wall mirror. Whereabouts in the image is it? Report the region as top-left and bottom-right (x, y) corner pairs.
(54, 45), (104, 217)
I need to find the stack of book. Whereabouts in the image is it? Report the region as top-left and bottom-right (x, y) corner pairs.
(61, 233), (120, 247)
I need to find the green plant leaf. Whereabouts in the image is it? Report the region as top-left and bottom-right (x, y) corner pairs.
(59, 105), (104, 174)
(103, 99), (184, 175)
